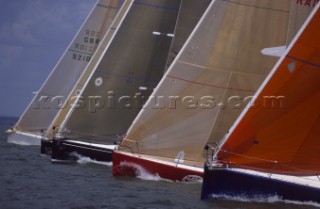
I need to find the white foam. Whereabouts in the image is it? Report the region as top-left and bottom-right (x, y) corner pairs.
(119, 161), (172, 182)
(210, 194), (320, 208)
(70, 153), (112, 167)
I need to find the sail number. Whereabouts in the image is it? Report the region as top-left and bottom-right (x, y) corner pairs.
(72, 53), (91, 62)
(71, 29), (100, 62)
(296, 0), (320, 7)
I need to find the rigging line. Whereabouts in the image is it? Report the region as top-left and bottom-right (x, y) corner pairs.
(97, 4), (117, 10)
(17, 128), (48, 132)
(34, 91), (64, 97)
(133, 1), (179, 11)
(120, 141), (204, 165)
(178, 60), (267, 77)
(167, 75), (255, 93)
(68, 49), (94, 56)
(123, 150), (205, 165)
(222, 0), (290, 13)
(287, 55), (320, 68)
(220, 149), (320, 173)
(66, 130), (123, 138)
(226, 162), (320, 177)
(102, 71), (159, 83)
(220, 149), (276, 163)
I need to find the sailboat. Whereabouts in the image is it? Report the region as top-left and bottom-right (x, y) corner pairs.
(113, 0), (292, 182)
(7, 0), (122, 146)
(49, 0), (182, 162)
(201, 2), (320, 204)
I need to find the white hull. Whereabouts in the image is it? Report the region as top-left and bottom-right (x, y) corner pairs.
(7, 131), (45, 146)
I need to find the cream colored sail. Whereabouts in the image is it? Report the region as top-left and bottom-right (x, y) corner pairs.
(47, 0), (130, 139)
(165, 0), (211, 70)
(120, 0), (291, 167)
(53, 0), (181, 144)
(12, 0), (122, 139)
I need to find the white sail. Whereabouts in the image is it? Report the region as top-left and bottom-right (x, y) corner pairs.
(10, 0), (123, 145)
(46, 0), (131, 139)
(120, 0), (291, 167)
(53, 0), (182, 145)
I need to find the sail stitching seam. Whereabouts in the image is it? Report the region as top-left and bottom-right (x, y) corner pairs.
(287, 55), (320, 68)
(167, 75), (255, 93)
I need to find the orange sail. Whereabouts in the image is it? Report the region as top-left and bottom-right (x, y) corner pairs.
(217, 5), (320, 175)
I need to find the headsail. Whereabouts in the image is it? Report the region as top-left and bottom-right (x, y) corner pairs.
(217, 3), (320, 175)
(165, 0), (211, 71)
(12, 0), (122, 138)
(47, 0), (131, 139)
(120, 0), (291, 167)
(54, 0), (181, 144)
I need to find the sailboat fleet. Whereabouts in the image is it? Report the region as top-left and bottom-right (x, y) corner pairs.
(7, 0), (320, 205)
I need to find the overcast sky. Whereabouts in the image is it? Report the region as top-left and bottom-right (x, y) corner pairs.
(0, 0), (96, 117)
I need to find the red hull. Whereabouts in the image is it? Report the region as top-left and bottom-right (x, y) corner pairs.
(112, 151), (203, 182)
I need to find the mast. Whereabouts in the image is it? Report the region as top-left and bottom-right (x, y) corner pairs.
(54, 0), (181, 144)
(120, 0), (291, 167)
(13, 0), (121, 137)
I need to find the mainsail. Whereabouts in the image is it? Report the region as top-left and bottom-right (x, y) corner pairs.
(119, 0), (292, 168)
(11, 0), (122, 140)
(54, 0), (181, 145)
(216, 3), (320, 175)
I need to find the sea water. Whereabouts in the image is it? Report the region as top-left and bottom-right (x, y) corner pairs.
(0, 117), (318, 209)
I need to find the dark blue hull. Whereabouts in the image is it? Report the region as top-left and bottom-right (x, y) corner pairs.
(51, 139), (113, 162)
(201, 166), (320, 204)
(40, 139), (53, 155)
